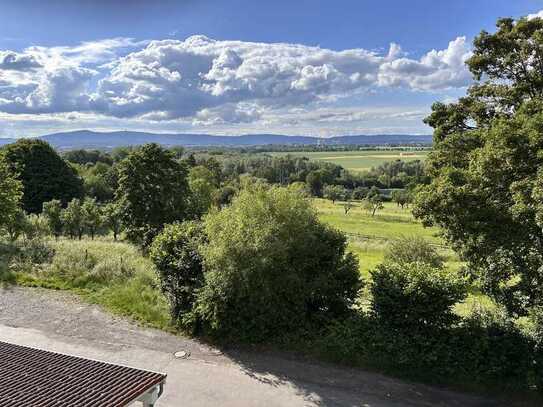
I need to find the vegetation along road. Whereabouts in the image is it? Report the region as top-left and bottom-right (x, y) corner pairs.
(0, 286), (501, 407)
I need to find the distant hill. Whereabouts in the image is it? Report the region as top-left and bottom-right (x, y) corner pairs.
(0, 130), (432, 149)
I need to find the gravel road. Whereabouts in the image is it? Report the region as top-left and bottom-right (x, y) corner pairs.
(0, 286), (509, 406)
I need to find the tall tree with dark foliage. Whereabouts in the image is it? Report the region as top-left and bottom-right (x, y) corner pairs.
(1, 139), (83, 213)
(115, 143), (190, 247)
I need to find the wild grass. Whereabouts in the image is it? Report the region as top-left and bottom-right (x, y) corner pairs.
(2, 237), (172, 331)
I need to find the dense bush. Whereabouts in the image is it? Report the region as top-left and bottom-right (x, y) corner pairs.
(194, 184), (361, 342)
(371, 261), (466, 329)
(384, 236), (445, 269)
(315, 310), (536, 391)
(150, 221), (206, 328)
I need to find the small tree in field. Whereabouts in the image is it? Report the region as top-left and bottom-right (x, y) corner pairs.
(62, 198), (84, 240)
(391, 190), (411, 209)
(363, 187), (384, 216)
(102, 202), (123, 241)
(5, 209), (27, 241)
(342, 200), (354, 215)
(323, 184), (345, 204)
(42, 200), (63, 239)
(385, 236), (445, 269)
(82, 198), (102, 239)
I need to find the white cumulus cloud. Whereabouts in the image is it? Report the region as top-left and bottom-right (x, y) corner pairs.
(0, 35), (472, 125)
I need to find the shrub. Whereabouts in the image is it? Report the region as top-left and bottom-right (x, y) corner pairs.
(370, 262), (466, 329)
(384, 236), (445, 269)
(315, 310), (536, 391)
(194, 184), (361, 342)
(149, 221), (206, 328)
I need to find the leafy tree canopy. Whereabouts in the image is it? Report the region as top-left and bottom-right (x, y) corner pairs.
(1, 139), (83, 213)
(115, 143), (189, 247)
(415, 15), (543, 315)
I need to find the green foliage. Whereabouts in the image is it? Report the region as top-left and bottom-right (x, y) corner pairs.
(61, 198), (84, 240)
(0, 159), (22, 234)
(194, 184), (361, 342)
(391, 189), (411, 208)
(82, 198), (102, 239)
(323, 184), (346, 203)
(1, 139), (83, 213)
(42, 200), (63, 238)
(24, 214), (50, 241)
(4, 209), (28, 242)
(5, 237), (171, 330)
(362, 187), (384, 216)
(150, 221), (206, 328)
(306, 170), (324, 196)
(115, 144), (189, 247)
(315, 311), (536, 392)
(370, 262), (466, 329)
(384, 236), (445, 269)
(101, 202), (123, 240)
(214, 185), (237, 207)
(188, 166), (217, 218)
(63, 149), (113, 166)
(415, 15), (543, 315)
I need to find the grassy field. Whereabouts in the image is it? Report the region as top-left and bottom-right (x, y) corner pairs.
(314, 198), (494, 315)
(314, 199), (447, 276)
(271, 150), (429, 172)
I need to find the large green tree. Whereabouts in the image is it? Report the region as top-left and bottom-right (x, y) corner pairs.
(414, 15), (543, 315)
(115, 143), (189, 247)
(1, 139), (83, 213)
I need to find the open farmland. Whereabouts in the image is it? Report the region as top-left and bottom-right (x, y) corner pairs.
(270, 150), (429, 172)
(313, 199), (462, 277)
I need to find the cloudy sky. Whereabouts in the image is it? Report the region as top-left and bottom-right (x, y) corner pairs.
(0, 0), (541, 138)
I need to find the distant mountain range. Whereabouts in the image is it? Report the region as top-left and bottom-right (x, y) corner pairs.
(0, 130), (432, 149)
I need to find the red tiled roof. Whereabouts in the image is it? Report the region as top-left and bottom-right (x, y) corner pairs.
(0, 341), (166, 406)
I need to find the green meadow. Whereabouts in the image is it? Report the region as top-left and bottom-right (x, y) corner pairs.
(271, 150), (429, 172)
(314, 198), (492, 315)
(313, 199), (445, 277)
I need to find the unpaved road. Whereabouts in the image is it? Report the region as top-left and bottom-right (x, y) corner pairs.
(0, 286), (508, 406)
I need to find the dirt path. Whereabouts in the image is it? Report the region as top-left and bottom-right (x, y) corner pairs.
(0, 286), (505, 406)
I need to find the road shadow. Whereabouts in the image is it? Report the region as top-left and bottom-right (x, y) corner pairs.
(219, 346), (508, 407)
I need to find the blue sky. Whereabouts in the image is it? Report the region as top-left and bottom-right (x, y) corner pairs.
(0, 0), (541, 137)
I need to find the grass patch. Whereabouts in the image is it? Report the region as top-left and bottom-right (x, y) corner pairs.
(1, 237), (172, 331)
(315, 199), (443, 243)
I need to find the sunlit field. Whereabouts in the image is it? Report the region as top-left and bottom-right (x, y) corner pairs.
(313, 198), (493, 316)
(271, 150), (429, 172)
(314, 199), (445, 274)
